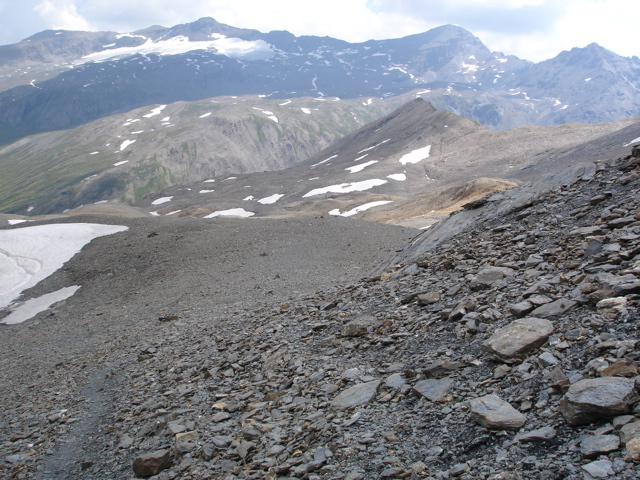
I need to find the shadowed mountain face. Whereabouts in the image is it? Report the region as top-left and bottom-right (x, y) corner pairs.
(0, 17), (639, 145)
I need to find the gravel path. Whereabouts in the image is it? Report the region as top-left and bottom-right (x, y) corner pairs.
(0, 214), (417, 479)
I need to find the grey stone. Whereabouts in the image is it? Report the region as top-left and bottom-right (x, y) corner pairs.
(559, 377), (640, 426)
(469, 266), (515, 289)
(581, 459), (614, 479)
(482, 317), (554, 363)
(385, 373), (406, 389)
(412, 377), (453, 403)
(509, 300), (534, 318)
(569, 225), (607, 236)
(417, 292), (441, 305)
(469, 394), (526, 430)
(330, 380), (381, 410)
(530, 298), (576, 318)
(132, 449), (172, 477)
(619, 420), (640, 445)
(587, 272), (640, 302)
(341, 321), (369, 337)
(514, 426), (557, 443)
(175, 431), (199, 454)
(579, 434), (620, 458)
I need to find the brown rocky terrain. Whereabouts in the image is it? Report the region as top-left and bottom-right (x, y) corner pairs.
(1, 144), (639, 479)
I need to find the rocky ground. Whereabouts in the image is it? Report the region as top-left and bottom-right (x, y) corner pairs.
(1, 151), (640, 479)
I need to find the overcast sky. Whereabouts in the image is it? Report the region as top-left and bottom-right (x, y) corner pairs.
(0, 0), (636, 62)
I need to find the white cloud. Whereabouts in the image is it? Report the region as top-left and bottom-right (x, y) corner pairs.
(33, 0), (93, 31)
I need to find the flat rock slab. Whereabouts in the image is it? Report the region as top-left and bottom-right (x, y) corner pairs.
(579, 435), (620, 458)
(581, 459), (614, 479)
(514, 426), (557, 443)
(469, 266), (515, 289)
(331, 380), (381, 411)
(482, 317), (554, 363)
(530, 298), (576, 318)
(412, 377), (453, 403)
(469, 394), (526, 430)
(559, 377), (640, 426)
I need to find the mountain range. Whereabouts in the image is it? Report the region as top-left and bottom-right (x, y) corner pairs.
(1, 16), (639, 148)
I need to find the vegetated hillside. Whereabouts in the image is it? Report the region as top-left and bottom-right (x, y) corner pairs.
(0, 136), (638, 480)
(0, 94), (401, 215)
(0, 17), (639, 145)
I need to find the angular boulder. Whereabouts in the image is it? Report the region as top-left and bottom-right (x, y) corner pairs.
(413, 377), (453, 403)
(175, 431), (199, 454)
(132, 449), (172, 477)
(559, 377), (640, 426)
(482, 317), (553, 363)
(469, 394), (526, 430)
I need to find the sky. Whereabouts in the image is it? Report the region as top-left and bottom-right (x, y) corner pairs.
(0, 0), (636, 62)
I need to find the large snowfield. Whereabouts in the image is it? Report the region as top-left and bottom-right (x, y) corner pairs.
(0, 223), (128, 324)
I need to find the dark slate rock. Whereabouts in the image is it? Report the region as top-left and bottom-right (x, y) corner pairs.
(132, 449), (172, 477)
(559, 377), (640, 426)
(469, 394), (526, 430)
(330, 380), (381, 411)
(482, 317), (554, 363)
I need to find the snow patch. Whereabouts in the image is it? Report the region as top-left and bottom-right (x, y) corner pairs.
(303, 179), (387, 197)
(358, 139), (390, 154)
(301, 108), (311, 114)
(258, 194), (284, 205)
(143, 105), (166, 118)
(199, 190), (215, 194)
(329, 201), (393, 217)
(200, 112), (212, 118)
(204, 208), (255, 218)
(1, 286), (81, 325)
(151, 196), (173, 205)
(119, 139), (136, 151)
(624, 137), (640, 147)
(113, 160), (129, 167)
(399, 145), (431, 165)
(312, 155), (338, 167)
(388, 173), (407, 181)
(80, 35), (274, 64)
(0, 224), (127, 311)
(252, 107), (278, 122)
(346, 161), (378, 173)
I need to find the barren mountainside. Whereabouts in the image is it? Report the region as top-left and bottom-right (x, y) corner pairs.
(0, 17), (639, 146)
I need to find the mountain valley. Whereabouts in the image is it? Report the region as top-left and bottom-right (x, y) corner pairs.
(0, 16), (640, 480)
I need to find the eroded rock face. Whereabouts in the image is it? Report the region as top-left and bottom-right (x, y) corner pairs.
(559, 377), (640, 426)
(469, 395), (526, 430)
(482, 317), (554, 363)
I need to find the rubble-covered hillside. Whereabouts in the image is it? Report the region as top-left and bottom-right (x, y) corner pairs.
(1, 150), (639, 479)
